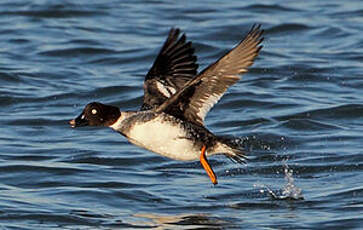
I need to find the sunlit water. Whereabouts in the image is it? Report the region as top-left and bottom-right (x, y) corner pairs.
(1, 0), (362, 229)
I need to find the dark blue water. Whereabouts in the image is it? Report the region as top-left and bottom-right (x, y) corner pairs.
(1, 0), (362, 229)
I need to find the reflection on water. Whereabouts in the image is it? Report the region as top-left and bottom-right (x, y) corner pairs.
(133, 213), (227, 229)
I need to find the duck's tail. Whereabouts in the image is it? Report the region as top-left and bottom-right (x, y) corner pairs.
(212, 136), (247, 164)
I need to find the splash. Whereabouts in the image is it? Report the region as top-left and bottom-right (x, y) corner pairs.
(255, 162), (304, 200)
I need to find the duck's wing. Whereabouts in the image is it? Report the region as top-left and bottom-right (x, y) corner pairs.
(155, 25), (264, 125)
(141, 28), (198, 110)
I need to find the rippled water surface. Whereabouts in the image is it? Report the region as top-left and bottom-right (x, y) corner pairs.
(1, 0), (363, 229)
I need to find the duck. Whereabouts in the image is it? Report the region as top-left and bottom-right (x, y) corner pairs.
(69, 25), (263, 185)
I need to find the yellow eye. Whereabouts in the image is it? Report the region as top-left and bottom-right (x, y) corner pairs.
(91, 109), (97, 115)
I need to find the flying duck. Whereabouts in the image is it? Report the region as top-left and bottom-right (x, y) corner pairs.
(70, 25), (264, 185)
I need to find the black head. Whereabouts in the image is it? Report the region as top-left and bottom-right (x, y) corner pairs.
(69, 102), (120, 128)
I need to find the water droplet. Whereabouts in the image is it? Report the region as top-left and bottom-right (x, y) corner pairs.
(254, 161), (304, 200)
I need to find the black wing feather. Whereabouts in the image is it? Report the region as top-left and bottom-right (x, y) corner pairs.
(141, 28), (198, 110)
(155, 25), (264, 125)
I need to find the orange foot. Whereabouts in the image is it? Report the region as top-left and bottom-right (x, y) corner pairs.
(200, 145), (218, 185)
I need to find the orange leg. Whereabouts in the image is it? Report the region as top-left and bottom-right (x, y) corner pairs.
(200, 145), (218, 185)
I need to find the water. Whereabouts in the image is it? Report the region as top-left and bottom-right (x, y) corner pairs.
(1, 0), (362, 229)
(255, 162), (304, 200)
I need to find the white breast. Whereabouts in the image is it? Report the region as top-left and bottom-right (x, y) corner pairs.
(126, 116), (200, 161)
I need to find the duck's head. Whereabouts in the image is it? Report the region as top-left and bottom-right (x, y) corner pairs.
(69, 102), (120, 128)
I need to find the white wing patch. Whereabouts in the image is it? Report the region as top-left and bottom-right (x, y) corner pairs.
(156, 81), (176, 98)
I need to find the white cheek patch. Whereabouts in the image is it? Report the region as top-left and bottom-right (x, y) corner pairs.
(81, 114), (85, 119)
(92, 109), (98, 115)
